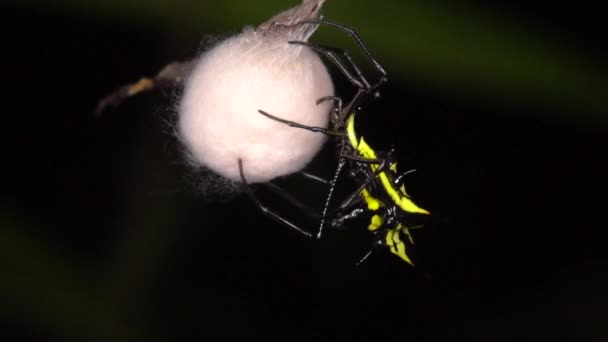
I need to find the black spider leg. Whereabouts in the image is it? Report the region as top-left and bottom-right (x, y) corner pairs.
(288, 39), (378, 123)
(335, 154), (388, 211)
(238, 159), (312, 238)
(312, 95), (350, 239)
(324, 153), (386, 232)
(264, 181), (321, 221)
(330, 205), (367, 230)
(257, 110), (343, 137)
(317, 150), (389, 239)
(355, 249), (374, 267)
(394, 169), (417, 187)
(356, 227), (398, 267)
(329, 189), (387, 232)
(257, 101), (348, 239)
(355, 226), (391, 267)
(298, 171), (330, 185)
(316, 95), (343, 128)
(289, 41), (370, 90)
(316, 156), (345, 239)
(288, 19), (388, 122)
(294, 19), (388, 90)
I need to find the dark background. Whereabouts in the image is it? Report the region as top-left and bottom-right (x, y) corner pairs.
(1, 1), (606, 341)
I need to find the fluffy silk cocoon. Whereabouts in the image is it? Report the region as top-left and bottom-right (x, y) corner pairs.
(178, 27), (334, 183)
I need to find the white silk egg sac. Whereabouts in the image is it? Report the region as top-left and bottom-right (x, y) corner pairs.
(178, 1), (333, 183)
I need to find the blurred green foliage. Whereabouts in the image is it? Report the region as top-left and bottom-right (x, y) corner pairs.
(0, 213), (118, 340)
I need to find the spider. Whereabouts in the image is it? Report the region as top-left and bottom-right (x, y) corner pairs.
(238, 19), (430, 266)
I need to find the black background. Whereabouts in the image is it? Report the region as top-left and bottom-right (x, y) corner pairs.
(2, 2), (607, 341)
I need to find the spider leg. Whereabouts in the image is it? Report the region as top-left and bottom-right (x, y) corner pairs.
(355, 249), (374, 267)
(330, 204), (367, 230)
(316, 96), (344, 127)
(354, 229), (386, 267)
(298, 171), (330, 185)
(340, 154), (383, 164)
(289, 20), (389, 122)
(257, 101), (348, 240)
(316, 96), (343, 109)
(238, 159), (313, 238)
(264, 181), (321, 221)
(337, 156), (388, 210)
(289, 40), (369, 90)
(288, 40), (377, 122)
(316, 145), (387, 239)
(295, 19), (388, 90)
(316, 157), (346, 239)
(399, 224), (425, 245)
(394, 169), (417, 187)
(95, 60), (196, 116)
(257, 110), (343, 137)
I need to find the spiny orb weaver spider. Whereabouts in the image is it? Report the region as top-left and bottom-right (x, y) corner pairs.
(238, 19), (430, 266)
